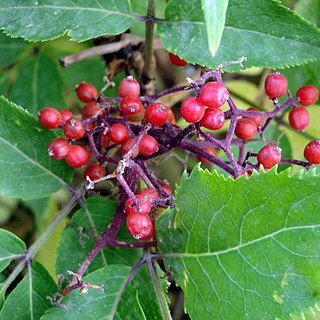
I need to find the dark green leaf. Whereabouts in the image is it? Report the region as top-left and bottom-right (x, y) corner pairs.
(0, 229), (26, 272)
(0, 97), (73, 200)
(9, 52), (67, 116)
(0, 1), (137, 42)
(158, 0), (320, 70)
(158, 167), (320, 319)
(0, 262), (57, 320)
(0, 73), (9, 96)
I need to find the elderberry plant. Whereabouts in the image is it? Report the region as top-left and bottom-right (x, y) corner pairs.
(0, 1), (320, 320)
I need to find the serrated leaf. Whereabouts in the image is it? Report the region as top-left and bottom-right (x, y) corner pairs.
(0, 262), (57, 320)
(158, 0), (320, 70)
(0, 97), (73, 200)
(0, 1), (137, 42)
(201, 0), (228, 56)
(295, 0), (320, 27)
(9, 52), (67, 116)
(0, 32), (27, 67)
(0, 229), (26, 272)
(158, 167), (320, 319)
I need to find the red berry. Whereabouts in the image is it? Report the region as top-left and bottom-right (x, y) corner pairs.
(137, 188), (158, 202)
(264, 72), (288, 98)
(167, 108), (176, 124)
(38, 107), (61, 129)
(304, 140), (320, 164)
(83, 163), (104, 181)
(59, 109), (74, 128)
(180, 97), (206, 123)
(169, 53), (188, 66)
(159, 182), (172, 196)
(200, 108), (225, 130)
(126, 212), (153, 240)
(124, 195), (153, 215)
(48, 138), (70, 160)
(75, 82), (98, 103)
(118, 76), (140, 98)
(120, 138), (139, 158)
(288, 107), (310, 131)
(197, 147), (217, 163)
(199, 82), (229, 108)
(107, 123), (129, 144)
(296, 85), (319, 106)
(120, 97), (143, 115)
(257, 145), (282, 169)
(101, 134), (115, 149)
(243, 107), (264, 126)
(82, 102), (101, 119)
(145, 103), (169, 127)
(64, 118), (85, 140)
(139, 218), (155, 241)
(65, 145), (90, 168)
(138, 135), (159, 156)
(235, 118), (257, 140)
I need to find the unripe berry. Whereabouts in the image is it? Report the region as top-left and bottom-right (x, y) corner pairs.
(126, 212), (153, 240)
(59, 109), (74, 128)
(200, 108), (225, 130)
(288, 107), (310, 131)
(199, 82), (229, 108)
(243, 107), (264, 126)
(48, 138), (70, 160)
(138, 135), (159, 156)
(296, 85), (319, 106)
(75, 82), (98, 103)
(257, 145), (282, 169)
(264, 72), (288, 98)
(64, 118), (85, 140)
(304, 140), (320, 164)
(83, 163), (104, 181)
(118, 76), (140, 98)
(107, 123), (129, 144)
(65, 145), (90, 168)
(197, 146), (217, 163)
(124, 195), (153, 215)
(169, 53), (188, 66)
(180, 97), (206, 123)
(145, 103), (169, 126)
(127, 108), (145, 123)
(82, 102), (101, 119)
(120, 97), (143, 115)
(38, 107), (61, 129)
(235, 118), (257, 140)
(159, 182), (172, 196)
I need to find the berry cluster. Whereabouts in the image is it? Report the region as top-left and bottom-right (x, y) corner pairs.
(38, 59), (319, 240)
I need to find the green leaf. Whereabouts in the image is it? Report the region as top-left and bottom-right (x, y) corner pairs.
(158, 0), (320, 70)
(0, 97), (73, 200)
(295, 0), (320, 27)
(0, 1), (137, 42)
(0, 262), (57, 320)
(158, 167), (320, 319)
(0, 229), (26, 272)
(9, 52), (67, 116)
(201, 0), (228, 56)
(0, 73), (9, 96)
(0, 32), (27, 68)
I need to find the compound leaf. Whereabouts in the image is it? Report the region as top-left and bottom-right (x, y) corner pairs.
(0, 97), (73, 200)
(158, 167), (320, 319)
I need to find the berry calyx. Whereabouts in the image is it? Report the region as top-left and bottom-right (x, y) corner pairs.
(65, 145), (90, 168)
(243, 107), (264, 126)
(64, 118), (85, 140)
(48, 138), (70, 160)
(83, 163), (104, 181)
(235, 118), (257, 140)
(138, 135), (159, 156)
(169, 53), (188, 66)
(264, 72), (288, 98)
(145, 103), (169, 127)
(38, 107), (61, 129)
(304, 140), (320, 164)
(75, 82), (98, 103)
(124, 195), (153, 215)
(180, 97), (206, 123)
(296, 85), (319, 106)
(199, 82), (229, 108)
(107, 123), (129, 144)
(82, 102), (101, 119)
(118, 76), (140, 98)
(288, 107), (310, 131)
(59, 109), (74, 128)
(126, 212), (153, 240)
(257, 144), (282, 169)
(200, 108), (225, 130)
(120, 97), (143, 115)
